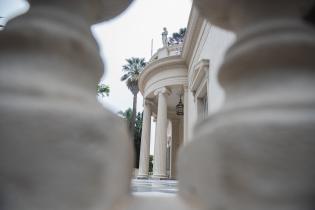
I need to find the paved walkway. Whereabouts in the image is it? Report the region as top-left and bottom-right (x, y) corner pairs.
(131, 179), (178, 196)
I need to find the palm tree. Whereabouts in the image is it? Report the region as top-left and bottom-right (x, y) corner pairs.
(121, 57), (146, 137)
(168, 28), (186, 45)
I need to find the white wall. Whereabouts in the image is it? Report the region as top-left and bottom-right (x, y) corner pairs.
(186, 23), (235, 142)
(199, 24), (235, 113)
(187, 89), (197, 141)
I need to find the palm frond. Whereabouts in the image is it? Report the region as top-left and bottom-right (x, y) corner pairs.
(120, 74), (129, 81)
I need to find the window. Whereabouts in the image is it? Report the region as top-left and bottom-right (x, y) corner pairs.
(189, 59), (210, 122)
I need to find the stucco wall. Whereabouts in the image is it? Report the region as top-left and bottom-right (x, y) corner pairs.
(187, 22), (235, 142)
(199, 24), (235, 113)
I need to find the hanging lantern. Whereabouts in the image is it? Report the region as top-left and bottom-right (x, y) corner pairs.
(176, 96), (184, 115)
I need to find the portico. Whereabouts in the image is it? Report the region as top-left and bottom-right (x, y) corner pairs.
(137, 48), (187, 179)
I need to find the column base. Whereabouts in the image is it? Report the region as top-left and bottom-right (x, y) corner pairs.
(137, 174), (149, 179)
(151, 174), (169, 180)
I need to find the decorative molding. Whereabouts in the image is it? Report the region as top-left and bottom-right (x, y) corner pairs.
(144, 76), (188, 98)
(139, 56), (187, 95)
(190, 59), (210, 93)
(144, 98), (154, 107)
(181, 5), (208, 68)
(195, 77), (207, 99)
(154, 87), (171, 96)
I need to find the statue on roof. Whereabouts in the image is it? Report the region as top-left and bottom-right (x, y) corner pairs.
(162, 27), (168, 47)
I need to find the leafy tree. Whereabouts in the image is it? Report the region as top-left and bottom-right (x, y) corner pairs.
(97, 84), (110, 97)
(168, 28), (186, 45)
(120, 57), (146, 138)
(133, 112), (143, 168)
(118, 108), (132, 122)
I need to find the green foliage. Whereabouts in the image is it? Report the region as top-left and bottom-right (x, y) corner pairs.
(168, 28), (186, 45)
(133, 112), (143, 168)
(118, 108), (132, 122)
(149, 155), (153, 172)
(118, 108), (143, 168)
(134, 112), (143, 141)
(97, 84), (110, 97)
(121, 57), (146, 139)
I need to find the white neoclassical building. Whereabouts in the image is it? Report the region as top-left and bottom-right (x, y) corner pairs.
(137, 6), (235, 179)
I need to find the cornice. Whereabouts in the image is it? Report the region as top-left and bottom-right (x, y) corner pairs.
(190, 59), (210, 91)
(144, 76), (188, 98)
(154, 87), (171, 96)
(139, 55), (187, 94)
(181, 5), (207, 67)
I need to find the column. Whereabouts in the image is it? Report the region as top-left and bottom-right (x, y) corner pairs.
(183, 85), (189, 145)
(152, 87), (170, 179)
(137, 99), (152, 178)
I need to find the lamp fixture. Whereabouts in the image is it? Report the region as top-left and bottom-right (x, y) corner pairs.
(176, 95), (184, 116)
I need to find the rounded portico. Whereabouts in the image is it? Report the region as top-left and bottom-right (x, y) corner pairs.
(137, 45), (188, 179)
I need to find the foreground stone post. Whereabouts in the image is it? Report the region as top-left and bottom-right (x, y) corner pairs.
(153, 87), (170, 179)
(179, 1), (315, 210)
(0, 1), (133, 210)
(138, 99), (153, 178)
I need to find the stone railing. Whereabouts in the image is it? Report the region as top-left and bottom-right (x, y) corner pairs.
(148, 43), (183, 64)
(168, 43), (183, 56)
(1, 0), (315, 210)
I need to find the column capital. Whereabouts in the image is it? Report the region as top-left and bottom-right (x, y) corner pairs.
(144, 98), (154, 107)
(183, 84), (189, 91)
(154, 87), (171, 96)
